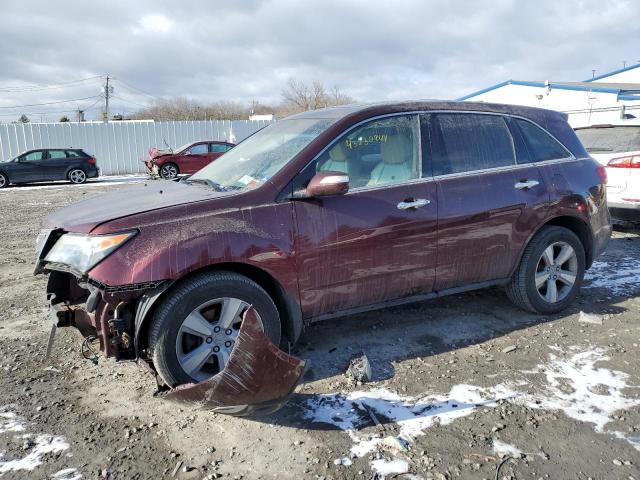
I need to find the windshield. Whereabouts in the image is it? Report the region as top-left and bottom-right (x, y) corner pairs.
(189, 118), (335, 190)
(174, 143), (191, 153)
(575, 126), (640, 153)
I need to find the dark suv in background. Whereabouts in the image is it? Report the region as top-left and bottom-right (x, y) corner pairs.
(36, 101), (610, 413)
(0, 148), (99, 188)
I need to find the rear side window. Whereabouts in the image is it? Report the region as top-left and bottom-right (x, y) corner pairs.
(47, 150), (67, 159)
(209, 143), (228, 153)
(430, 113), (515, 176)
(515, 119), (570, 162)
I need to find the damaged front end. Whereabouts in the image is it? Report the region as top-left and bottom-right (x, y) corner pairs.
(36, 230), (306, 416)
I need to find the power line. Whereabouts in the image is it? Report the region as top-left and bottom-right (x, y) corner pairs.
(0, 75), (104, 93)
(0, 95), (102, 109)
(110, 95), (149, 108)
(111, 77), (158, 99)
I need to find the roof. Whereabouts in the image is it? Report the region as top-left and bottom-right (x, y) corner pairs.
(585, 63), (640, 82)
(458, 80), (640, 101)
(287, 100), (568, 124)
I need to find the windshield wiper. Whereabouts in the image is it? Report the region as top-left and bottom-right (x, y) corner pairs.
(185, 178), (228, 192)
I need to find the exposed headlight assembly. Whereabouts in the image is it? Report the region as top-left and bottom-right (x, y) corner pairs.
(44, 231), (136, 274)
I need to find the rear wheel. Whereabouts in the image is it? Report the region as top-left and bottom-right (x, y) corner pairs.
(506, 226), (585, 314)
(159, 163), (179, 179)
(148, 271), (281, 387)
(68, 169), (87, 184)
(0, 173), (8, 188)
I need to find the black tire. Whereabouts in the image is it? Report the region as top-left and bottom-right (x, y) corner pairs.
(0, 172), (8, 188)
(148, 271), (281, 387)
(68, 168), (87, 184)
(506, 226), (585, 314)
(159, 162), (179, 179)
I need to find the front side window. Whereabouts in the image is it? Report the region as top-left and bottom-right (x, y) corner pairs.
(190, 118), (336, 191)
(47, 150), (67, 159)
(516, 119), (570, 162)
(316, 115), (421, 188)
(430, 113), (515, 176)
(188, 144), (208, 155)
(21, 151), (44, 162)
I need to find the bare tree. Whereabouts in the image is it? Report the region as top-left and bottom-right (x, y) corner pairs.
(280, 78), (353, 116)
(18, 114), (29, 123)
(59, 116), (70, 122)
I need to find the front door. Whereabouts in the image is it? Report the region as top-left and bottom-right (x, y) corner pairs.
(424, 112), (549, 290)
(13, 150), (45, 182)
(182, 143), (209, 173)
(293, 114), (438, 318)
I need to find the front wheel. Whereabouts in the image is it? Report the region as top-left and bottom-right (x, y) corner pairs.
(148, 272), (281, 387)
(506, 226), (585, 314)
(68, 169), (87, 184)
(159, 163), (179, 179)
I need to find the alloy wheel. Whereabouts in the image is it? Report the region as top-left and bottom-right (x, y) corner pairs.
(0, 175), (6, 188)
(69, 169), (86, 184)
(175, 297), (262, 382)
(535, 241), (578, 303)
(161, 164), (178, 179)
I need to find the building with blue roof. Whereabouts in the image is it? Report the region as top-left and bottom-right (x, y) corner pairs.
(458, 64), (640, 127)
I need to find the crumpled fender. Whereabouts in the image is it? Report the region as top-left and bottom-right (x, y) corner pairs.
(164, 307), (307, 416)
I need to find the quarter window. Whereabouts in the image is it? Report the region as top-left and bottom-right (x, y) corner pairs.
(515, 119), (570, 162)
(316, 115), (421, 188)
(188, 144), (208, 155)
(66, 150), (81, 157)
(431, 113), (515, 176)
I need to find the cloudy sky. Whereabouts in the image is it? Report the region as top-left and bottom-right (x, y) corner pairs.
(0, 0), (638, 121)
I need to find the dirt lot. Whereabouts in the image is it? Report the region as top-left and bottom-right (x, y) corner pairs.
(0, 180), (639, 480)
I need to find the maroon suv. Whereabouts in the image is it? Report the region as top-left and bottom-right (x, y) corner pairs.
(144, 141), (234, 179)
(36, 101), (611, 414)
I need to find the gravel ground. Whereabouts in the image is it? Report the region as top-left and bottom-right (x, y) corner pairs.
(0, 181), (639, 480)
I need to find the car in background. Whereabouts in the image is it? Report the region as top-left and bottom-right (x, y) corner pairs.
(144, 141), (234, 179)
(0, 148), (99, 188)
(575, 124), (640, 223)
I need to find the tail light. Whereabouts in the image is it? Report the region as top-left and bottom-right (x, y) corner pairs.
(596, 165), (608, 184)
(607, 155), (640, 168)
(87, 157), (97, 165)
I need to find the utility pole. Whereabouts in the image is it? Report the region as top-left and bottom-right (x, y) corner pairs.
(104, 75), (109, 123)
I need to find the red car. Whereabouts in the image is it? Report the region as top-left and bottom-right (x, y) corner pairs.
(37, 100), (610, 414)
(144, 141), (234, 179)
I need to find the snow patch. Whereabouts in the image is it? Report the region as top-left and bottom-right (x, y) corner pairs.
(0, 409), (73, 475)
(52, 467), (82, 479)
(584, 256), (640, 296)
(492, 439), (522, 457)
(370, 458), (409, 476)
(305, 347), (640, 476)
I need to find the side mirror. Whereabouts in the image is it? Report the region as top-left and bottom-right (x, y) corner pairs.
(306, 171), (349, 197)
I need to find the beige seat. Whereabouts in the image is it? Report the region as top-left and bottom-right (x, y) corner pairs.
(367, 134), (414, 186)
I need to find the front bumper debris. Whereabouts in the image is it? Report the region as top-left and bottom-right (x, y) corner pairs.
(164, 307), (307, 416)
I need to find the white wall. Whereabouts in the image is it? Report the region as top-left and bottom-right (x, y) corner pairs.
(0, 119), (271, 175)
(463, 83), (640, 127)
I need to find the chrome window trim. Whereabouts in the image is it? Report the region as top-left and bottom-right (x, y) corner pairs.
(433, 156), (583, 181)
(293, 109), (577, 194)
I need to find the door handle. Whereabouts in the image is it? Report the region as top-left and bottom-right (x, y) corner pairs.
(397, 198), (430, 210)
(514, 180), (540, 190)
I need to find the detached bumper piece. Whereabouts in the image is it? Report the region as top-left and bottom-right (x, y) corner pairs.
(164, 308), (307, 416)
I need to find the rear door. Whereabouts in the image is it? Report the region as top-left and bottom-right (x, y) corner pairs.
(292, 114), (438, 318)
(427, 112), (549, 290)
(44, 150), (71, 179)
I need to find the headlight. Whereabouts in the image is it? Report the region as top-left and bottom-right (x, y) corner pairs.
(44, 231), (136, 274)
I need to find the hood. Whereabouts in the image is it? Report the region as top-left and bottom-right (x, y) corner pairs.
(44, 180), (224, 233)
(149, 147), (173, 159)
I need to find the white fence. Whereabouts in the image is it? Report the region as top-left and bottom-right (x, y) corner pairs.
(0, 120), (271, 175)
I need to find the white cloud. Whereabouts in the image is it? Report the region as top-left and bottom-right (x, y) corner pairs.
(133, 13), (174, 35)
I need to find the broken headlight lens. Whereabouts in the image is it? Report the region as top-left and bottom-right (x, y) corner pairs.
(44, 231), (136, 273)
